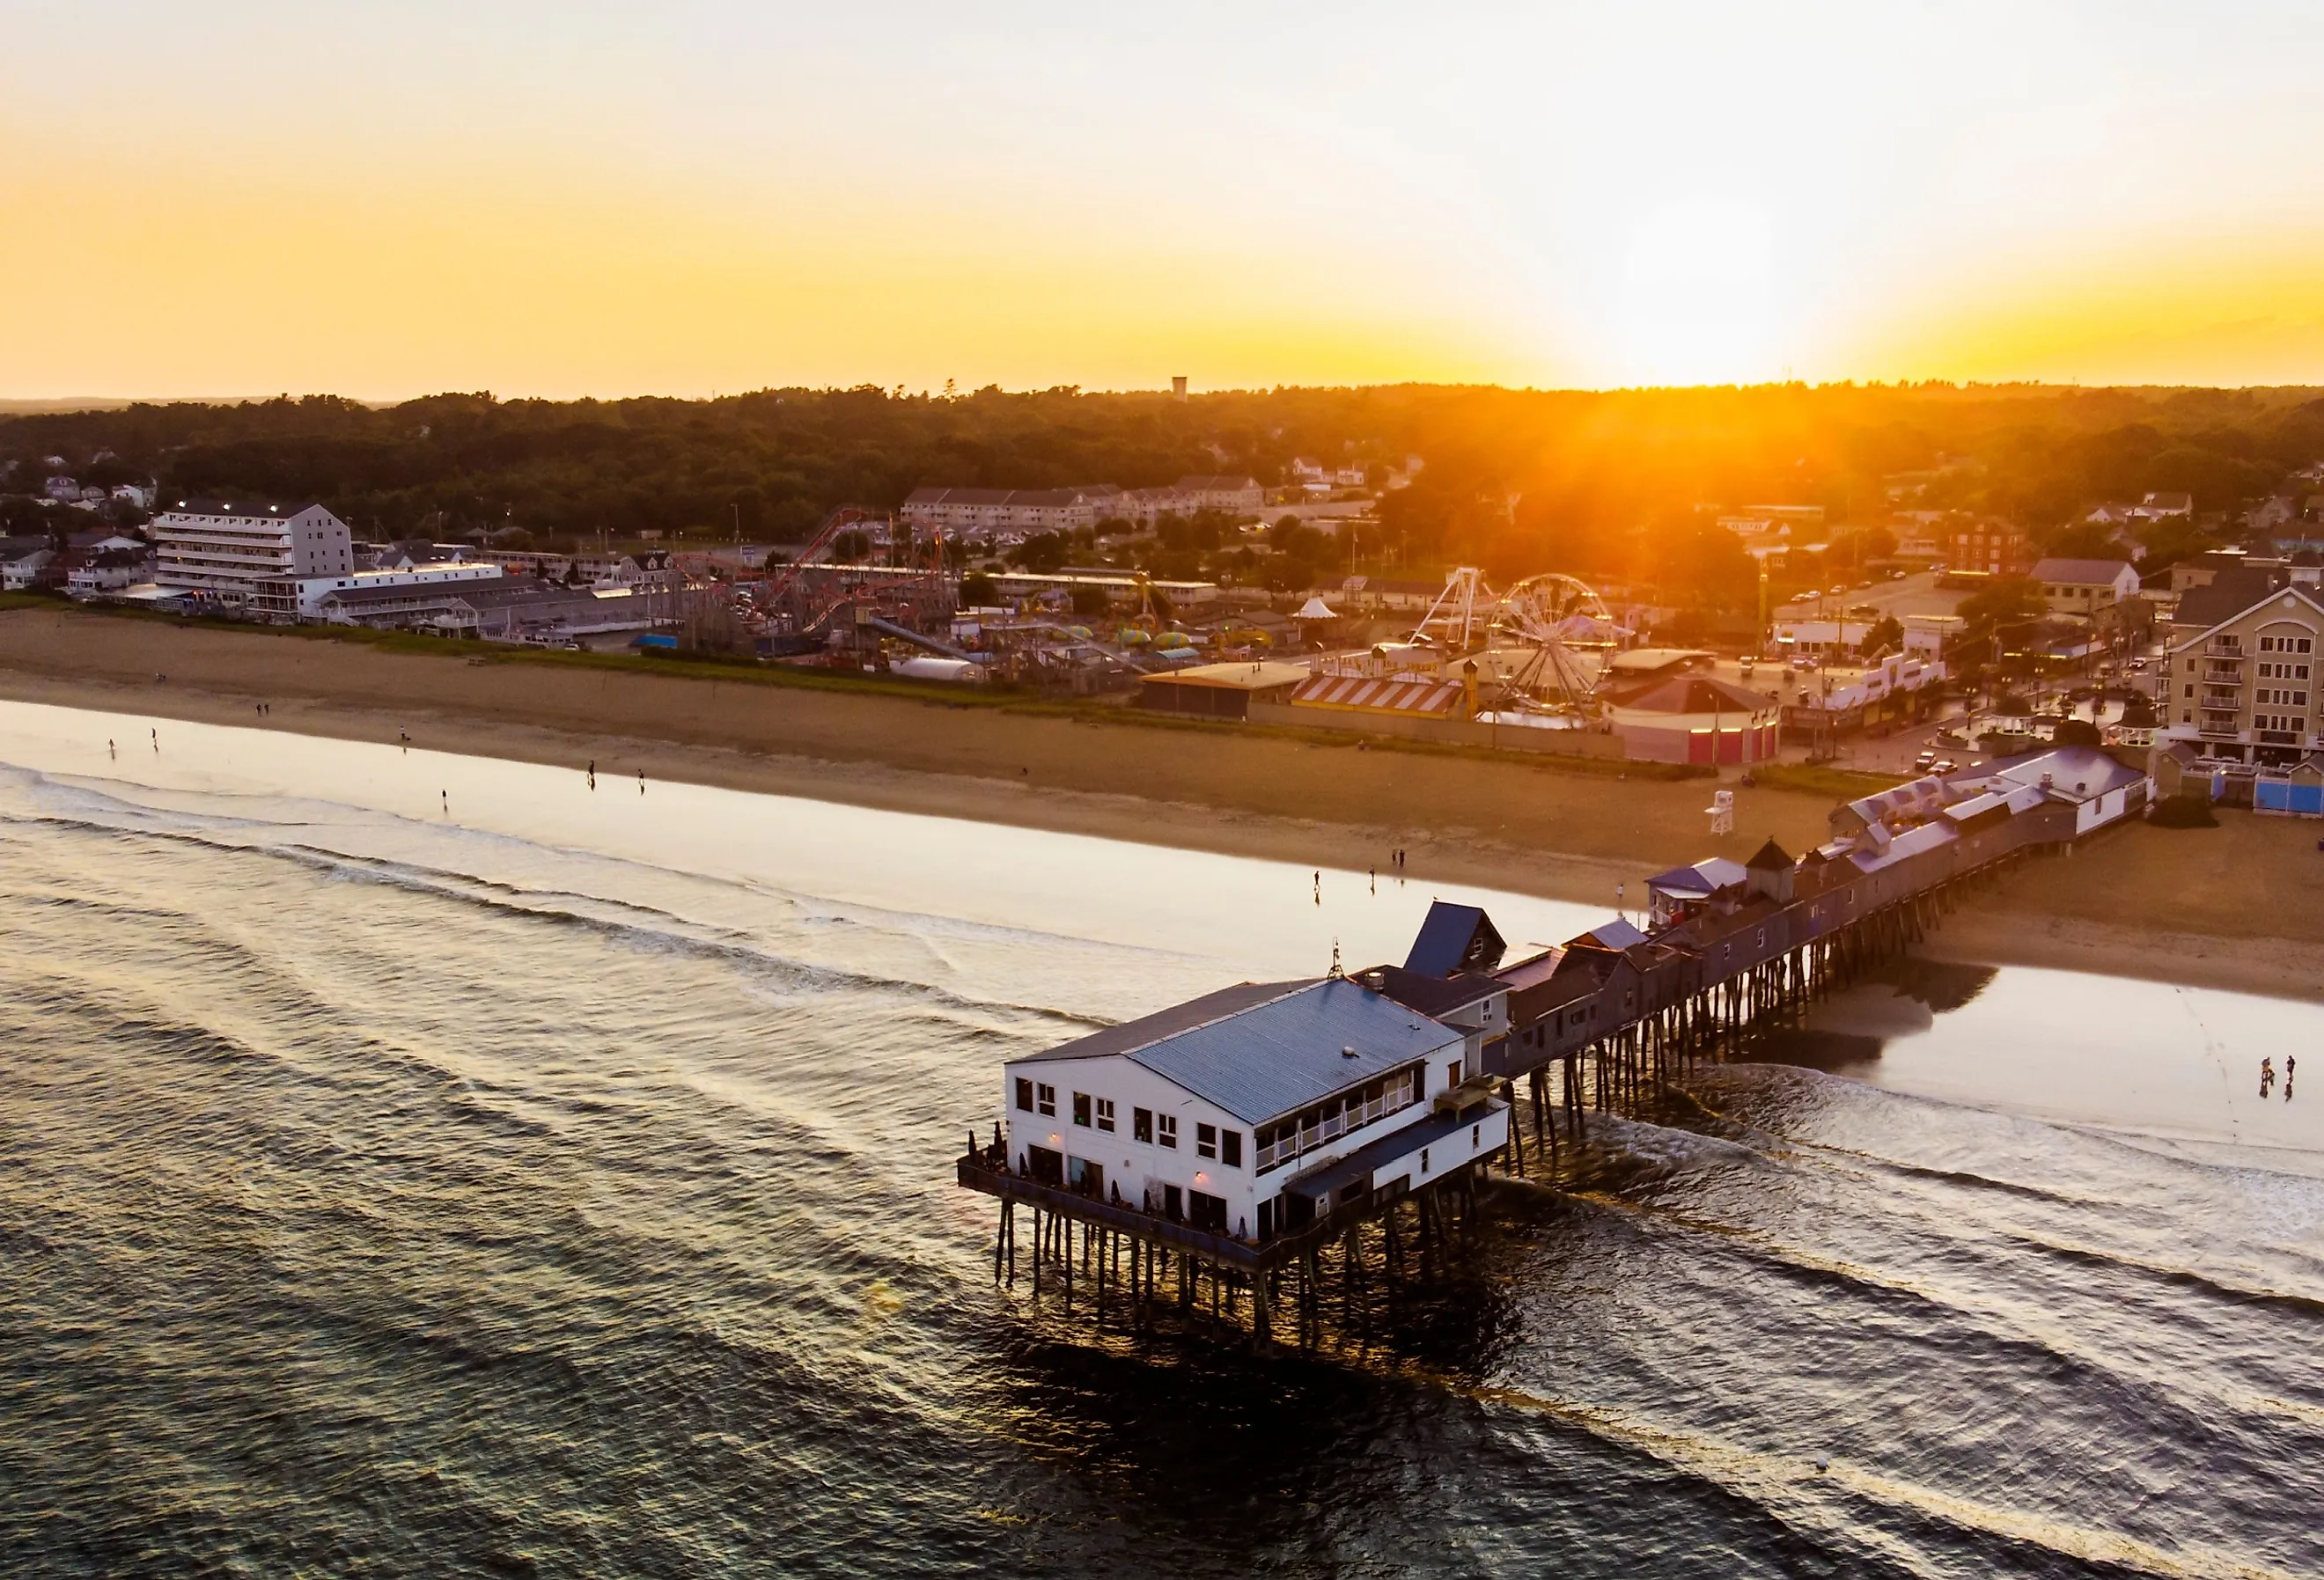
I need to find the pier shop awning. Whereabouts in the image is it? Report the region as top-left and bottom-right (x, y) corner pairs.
(1291, 672), (1465, 717)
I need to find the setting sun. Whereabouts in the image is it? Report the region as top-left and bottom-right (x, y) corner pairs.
(4, 3), (2323, 395)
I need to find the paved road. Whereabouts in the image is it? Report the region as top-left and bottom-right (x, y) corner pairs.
(1775, 570), (1970, 625)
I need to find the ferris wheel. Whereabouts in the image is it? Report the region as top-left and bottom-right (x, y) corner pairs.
(1490, 572), (1619, 710)
(1494, 572), (1614, 646)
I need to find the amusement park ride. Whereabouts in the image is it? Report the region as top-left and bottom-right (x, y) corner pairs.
(759, 507), (956, 643)
(1404, 566), (1628, 717)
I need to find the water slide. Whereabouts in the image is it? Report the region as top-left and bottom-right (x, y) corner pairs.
(862, 614), (981, 662)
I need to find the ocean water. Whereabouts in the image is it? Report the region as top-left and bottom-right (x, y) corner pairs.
(2, 700), (2320, 1578)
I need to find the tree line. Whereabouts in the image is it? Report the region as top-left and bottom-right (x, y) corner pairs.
(4, 384), (2317, 601)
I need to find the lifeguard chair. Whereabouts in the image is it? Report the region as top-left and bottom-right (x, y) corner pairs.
(1706, 788), (1735, 837)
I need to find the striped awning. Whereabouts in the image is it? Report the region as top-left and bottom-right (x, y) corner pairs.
(1291, 672), (1465, 717)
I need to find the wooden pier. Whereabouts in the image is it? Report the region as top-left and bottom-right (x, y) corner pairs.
(960, 748), (2147, 1349)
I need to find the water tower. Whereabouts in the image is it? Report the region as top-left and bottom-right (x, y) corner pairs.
(1171, 376), (1188, 401)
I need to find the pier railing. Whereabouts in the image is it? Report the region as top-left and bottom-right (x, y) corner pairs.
(957, 1152), (1416, 1273)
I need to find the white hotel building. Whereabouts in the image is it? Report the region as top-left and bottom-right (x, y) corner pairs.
(151, 498), (354, 603)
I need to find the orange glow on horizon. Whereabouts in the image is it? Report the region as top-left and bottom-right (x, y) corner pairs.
(6, 5), (2324, 398)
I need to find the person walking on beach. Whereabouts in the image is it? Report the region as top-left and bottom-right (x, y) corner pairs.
(441, 790), (449, 814)
(2288, 1055), (2297, 1102)
(151, 728), (158, 752)
(2260, 1057), (2275, 1099)
(638, 768), (646, 795)
(108, 739), (115, 760)
(587, 759), (596, 790)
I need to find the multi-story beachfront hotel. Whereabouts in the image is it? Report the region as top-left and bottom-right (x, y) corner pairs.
(151, 498), (355, 603)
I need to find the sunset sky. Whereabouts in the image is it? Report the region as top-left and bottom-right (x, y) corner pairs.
(8, 1), (2324, 398)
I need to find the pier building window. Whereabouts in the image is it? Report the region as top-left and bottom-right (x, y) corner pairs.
(1133, 1106), (1152, 1143)
(1036, 1083), (1055, 1117)
(1196, 1123), (1217, 1158)
(1445, 1059), (1462, 1090)
(1015, 1077), (1033, 1113)
(1222, 1130), (1242, 1167)
(1158, 1114), (1179, 1149)
(1072, 1091), (1091, 1127)
(1096, 1098), (1115, 1132)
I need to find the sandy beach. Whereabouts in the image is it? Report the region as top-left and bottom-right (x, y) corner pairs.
(4, 605), (2320, 998)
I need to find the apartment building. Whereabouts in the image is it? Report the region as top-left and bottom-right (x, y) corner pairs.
(151, 498), (353, 602)
(1947, 518), (2034, 576)
(1173, 474), (1265, 513)
(2158, 583), (2324, 772)
(901, 487), (1110, 536)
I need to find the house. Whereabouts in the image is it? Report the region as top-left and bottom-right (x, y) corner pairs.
(151, 498), (354, 603)
(65, 555), (151, 598)
(2133, 491), (2194, 521)
(1000, 974), (1507, 1241)
(2156, 582), (2324, 775)
(2032, 558), (2141, 616)
(2, 545), (55, 592)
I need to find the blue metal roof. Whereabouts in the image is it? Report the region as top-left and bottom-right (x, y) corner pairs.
(1112, 976), (1464, 1126)
(1403, 901), (1503, 975)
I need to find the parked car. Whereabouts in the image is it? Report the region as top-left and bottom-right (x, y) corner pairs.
(1915, 751), (1939, 770)
(1931, 759), (1959, 774)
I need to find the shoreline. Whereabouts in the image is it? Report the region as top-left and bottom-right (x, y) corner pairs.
(4, 607), (2321, 1003)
